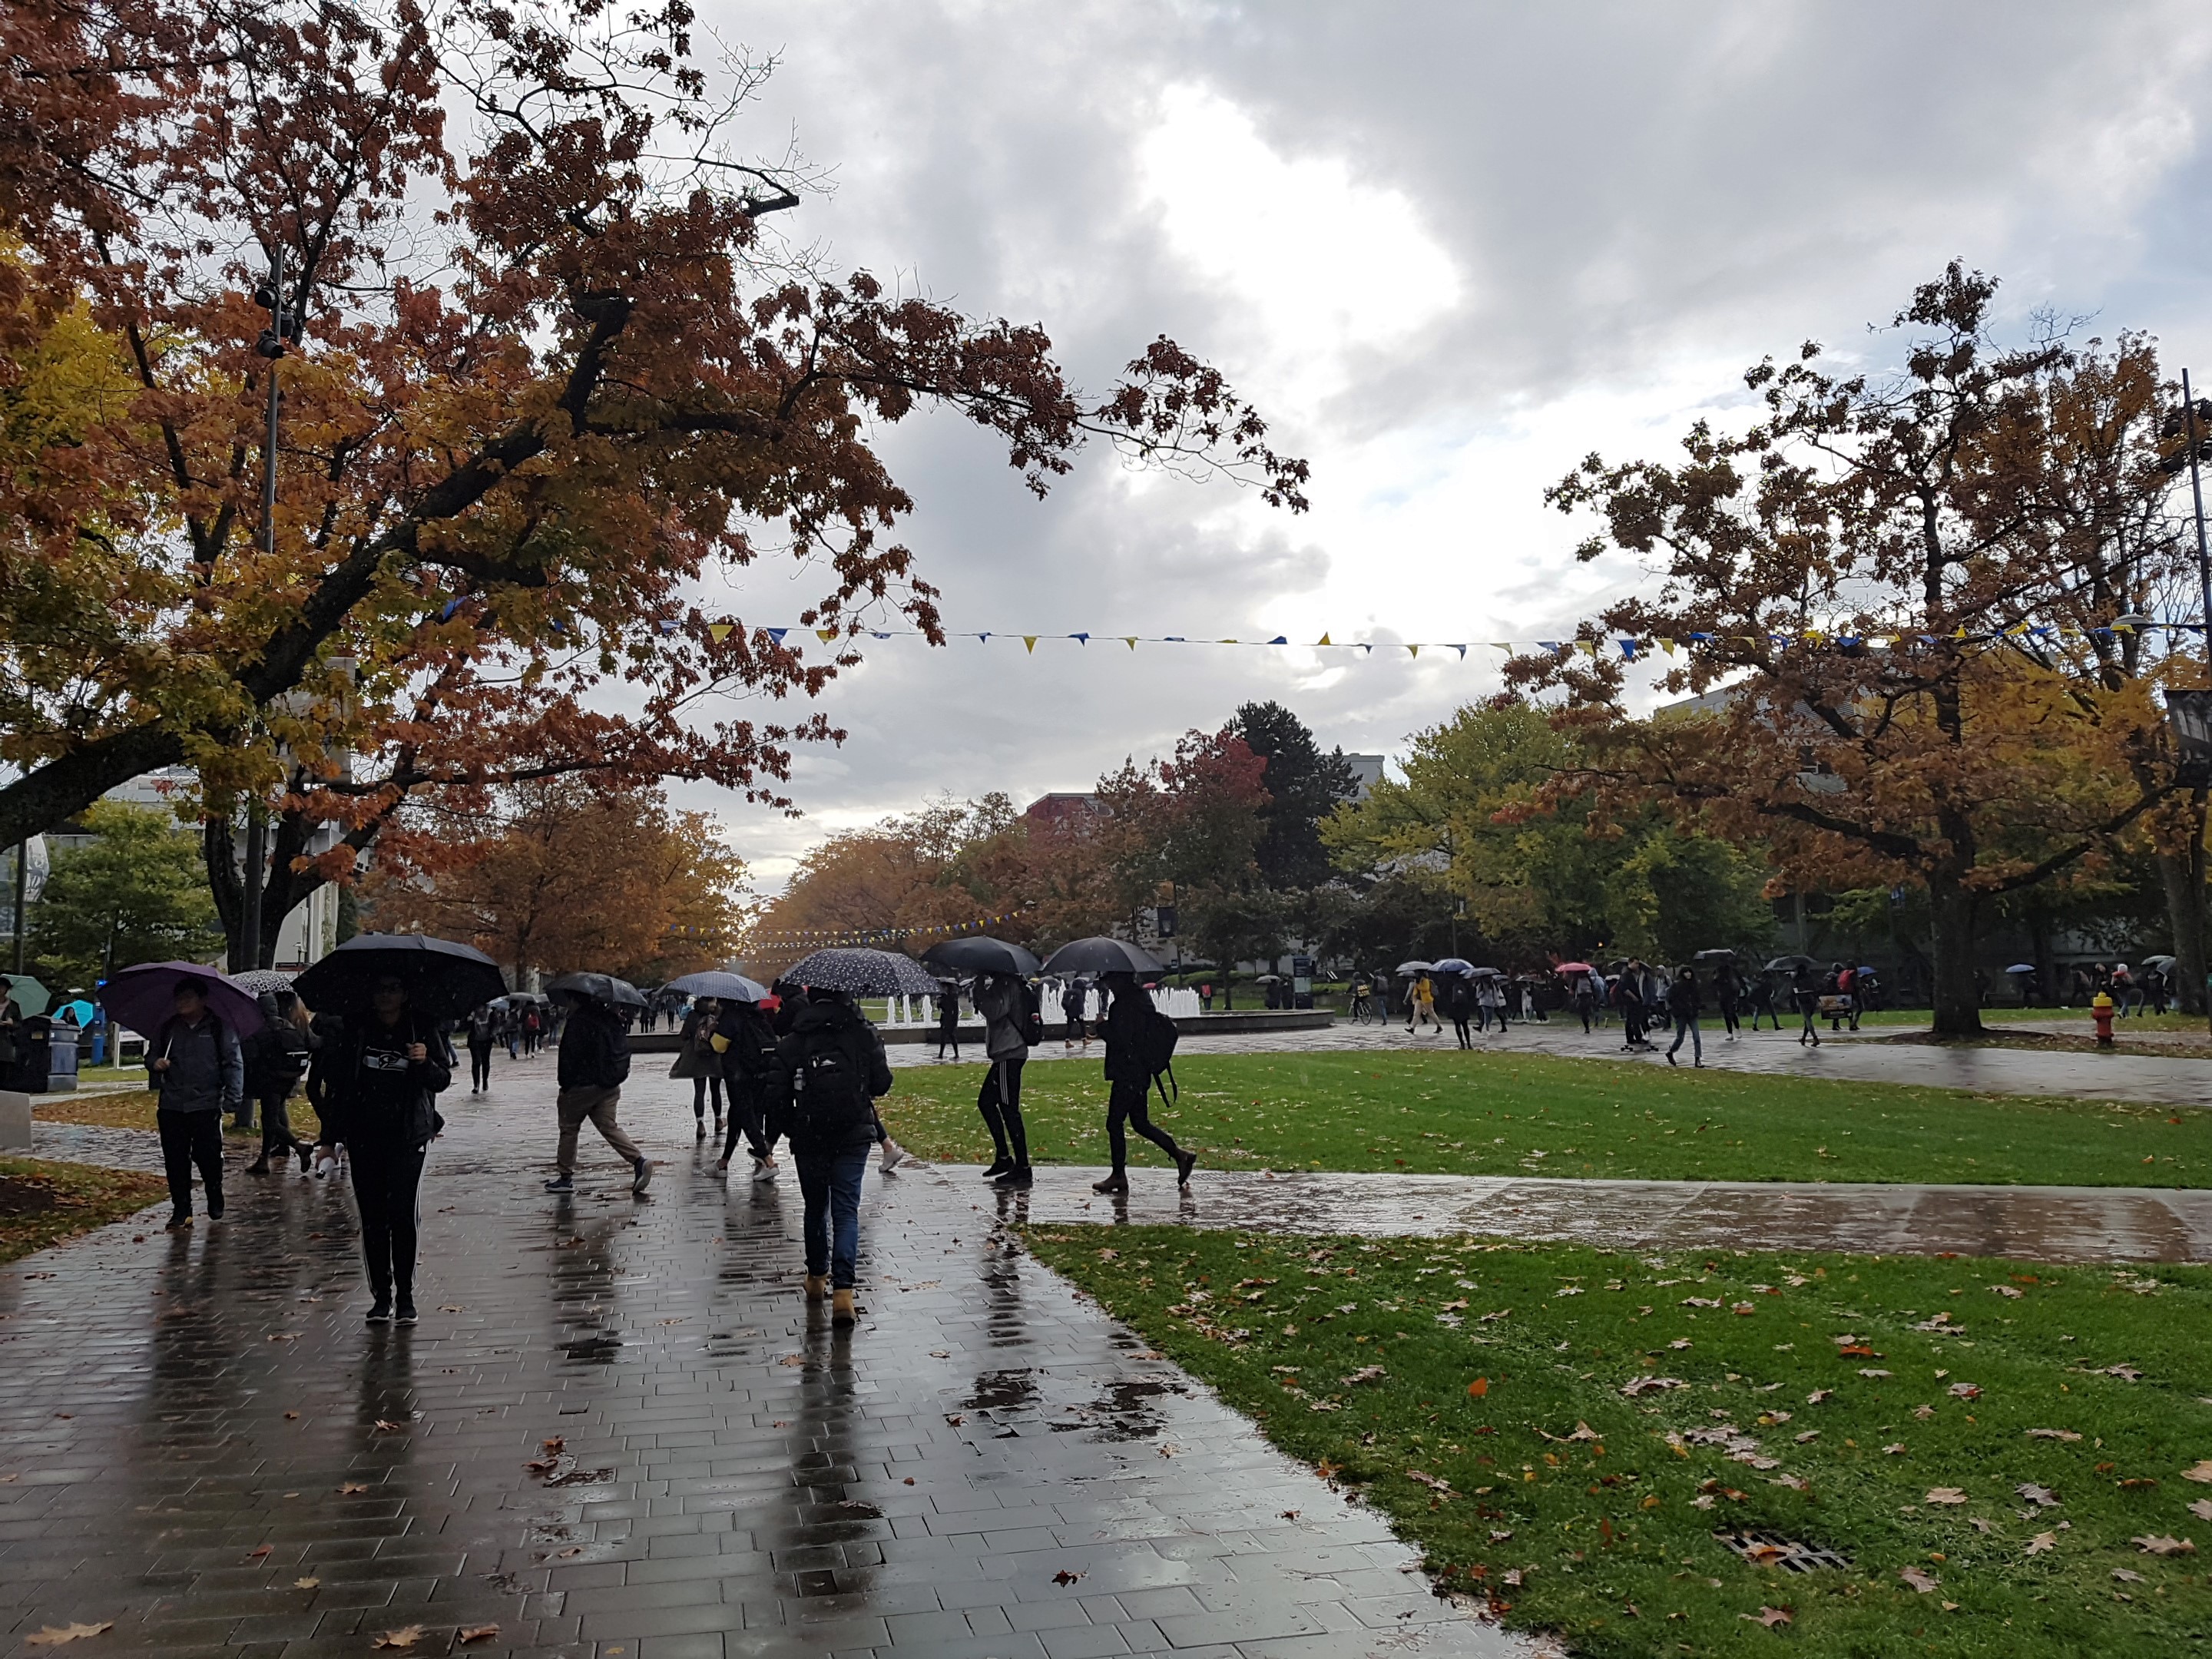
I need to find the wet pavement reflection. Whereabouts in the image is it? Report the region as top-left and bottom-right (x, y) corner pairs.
(2, 1068), (1537, 1659)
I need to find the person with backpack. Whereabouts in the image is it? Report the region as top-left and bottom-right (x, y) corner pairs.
(777, 986), (894, 1326)
(1091, 970), (1195, 1195)
(932, 981), (962, 1060)
(1061, 975), (1089, 1051)
(1664, 965), (1704, 1067)
(1793, 964), (1823, 1047)
(973, 971), (1035, 1188)
(1439, 973), (1475, 1048)
(318, 973), (452, 1322)
(465, 1002), (498, 1092)
(544, 992), (650, 1194)
(672, 996), (724, 1142)
(243, 989), (313, 1174)
(147, 979), (245, 1228)
(715, 994), (784, 1182)
(1712, 960), (1742, 1041)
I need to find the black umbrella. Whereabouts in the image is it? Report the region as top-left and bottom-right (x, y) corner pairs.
(921, 936), (1042, 978)
(545, 971), (646, 1008)
(664, 969), (772, 1002)
(293, 934), (507, 1021)
(781, 948), (942, 997)
(1040, 936), (1164, 976)
(103, 961), (267, 1040)
(1693, 949), (1737, 964)
(230, 969), (297, 997)
(1763, 955), (1821, 974)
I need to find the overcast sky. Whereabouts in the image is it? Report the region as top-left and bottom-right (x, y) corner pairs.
(675, 0), (2212, 889)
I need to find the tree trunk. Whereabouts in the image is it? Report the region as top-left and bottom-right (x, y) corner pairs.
(2157, 831), (2209, 1018)
(1927, 876), (1985, 1036)
(207, 806), (319, 971)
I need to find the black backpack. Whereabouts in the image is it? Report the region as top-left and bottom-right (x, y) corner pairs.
(787, 1025), (873, 1142)
(1020, 982), (1045, 1048)
(1138, 999), (1179, 1107)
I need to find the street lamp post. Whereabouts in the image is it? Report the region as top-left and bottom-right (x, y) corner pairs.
(235, 243), (296, 972)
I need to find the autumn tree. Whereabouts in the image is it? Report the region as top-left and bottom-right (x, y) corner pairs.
(1514, 265), (2190, 1034)
(0, 0), (1306, 971)
(363, 780), (747, 983)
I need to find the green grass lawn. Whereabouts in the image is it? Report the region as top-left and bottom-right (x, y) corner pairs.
(34, 1089), (260, 1137)
(1030, 1226), (2212, 1657)
(0, 1156), (168, 1265)
(879, 1050), (2212, 1187)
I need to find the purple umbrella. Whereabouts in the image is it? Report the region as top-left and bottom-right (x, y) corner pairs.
(102, 961), (267, 1041)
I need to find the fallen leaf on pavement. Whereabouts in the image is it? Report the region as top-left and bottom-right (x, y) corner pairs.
(1926, 1488), (1967, 1505)
(283, 1411), (300, 1420)
(294, 1576), (320, 1589)
(2025, 1532), (2057, 1556)
(1899, 1566), (1939, 1593)
(24, 1624), (113, 1647)
(339, 1483), (370, 1495)
(457, 1626), (498, 1644)
(2133, 1535), (2196, 1556)
(541, 1436), (565, 1453)
(370, 1628), (424, 1649)
(372, 1419), (405, 1432)
(246, 1545), (271, 1559)
(1740, 1606), (1793, 1628)
(1051, 1569), (1085, 1585)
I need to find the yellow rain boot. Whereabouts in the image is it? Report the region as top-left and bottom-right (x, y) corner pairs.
(804, 1274), (830, 1303)
(832, 1287), (856, 1327)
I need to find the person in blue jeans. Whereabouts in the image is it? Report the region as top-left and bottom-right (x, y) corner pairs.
(778, 986), (893, 1327)
(1664, 965), (1704, 1068)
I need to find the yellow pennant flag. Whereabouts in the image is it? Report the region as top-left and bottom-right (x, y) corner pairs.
(1023, 635), (1038, 653)
(1217, 637), (1238, 644)
(816, 628), (838, 643)
(1316, 632), (1332, 647)
(1658, 637), (1676, 655)
(1406, 644), (1419, 657)
(707, 623), (733, 644)
(1124, 637), (1137, 650)
(1577, 639), (1598, 656)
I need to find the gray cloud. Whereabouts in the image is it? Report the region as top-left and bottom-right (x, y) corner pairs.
(674, 0), (2212, 885)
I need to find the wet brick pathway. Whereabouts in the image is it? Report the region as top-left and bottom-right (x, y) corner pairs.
(0, 1070), (1537, 1659)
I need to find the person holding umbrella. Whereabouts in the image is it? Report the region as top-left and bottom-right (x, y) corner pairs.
(543, 974), (650, 1195)
(778, 985), (894, 1326)
(146, 978), (246, 1227)
(1664, 965), (1704, 1067)
(972, 971), (1035, 1188)
(1093, 969), (1195, 1194)
(673, 995), (724, 1141)
(317, 972), (452, 1321)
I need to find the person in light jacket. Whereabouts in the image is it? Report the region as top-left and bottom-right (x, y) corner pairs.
(973, 972), (1034, 1189)
(147, 980), (244, 1228)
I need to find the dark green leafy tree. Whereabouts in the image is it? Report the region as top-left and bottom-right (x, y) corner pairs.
(30, 801), (223, 988)
(1233, 702), (1359, 890)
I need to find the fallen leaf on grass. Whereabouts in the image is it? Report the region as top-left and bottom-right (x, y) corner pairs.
(1740, 1606), (1793, 1628)
(2099, 1365), (2144, 1382)
(2133, 1535), (2196, 1556)
(2113, 1568), (2147, 1583)
(370, 1628), (424, 1650)
(1860, 1369), (1893, 1379)
(1668, 1338), (1692, 1350)
(2025, 1532), (2057, 1556)
(1969, 1518), (1998, 1535)
(2018, 1483), (2061, 1508)
(1621, 1376), (1687, 1397)
(2189, 1500), (2212, 1522)
(2026, 1429), (2082, 1442)
(1899, 1567), (1939, 1593)
(1912, 1406), (1936, 1421)
(1806, 1388), (1833, 1404)
(1406, 1469), (1454, 1495)
(1341, 1365), (1388, 1386)
(1946, 1382), (1981, 1400)
(1466, 1377), (1488, 1399)
(2184, 1461), (2212, 1484)
(457, 1626), (499, 1644)
(1883, 1443), (1908, 1455)
(24, 1624), (113, 1646)
(1926, 1488), (1967, 1505)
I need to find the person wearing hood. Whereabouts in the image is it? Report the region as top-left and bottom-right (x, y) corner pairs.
(714, 994), (784, 1182)
(147, 979), (245, 1228)
(545, 992), (651, 1195)
(318, 974), (452, 1320)
(1092, 971), (1195, 1195)
(778, 986), (894, 1326)
(972, 971), (1034, 1188)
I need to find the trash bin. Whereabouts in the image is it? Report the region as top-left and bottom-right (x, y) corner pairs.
(45, 1025), (79, 1092)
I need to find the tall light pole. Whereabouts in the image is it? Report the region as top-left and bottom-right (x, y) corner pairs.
(2186, 369), (2212, 671)
(237, 243), (294, 971)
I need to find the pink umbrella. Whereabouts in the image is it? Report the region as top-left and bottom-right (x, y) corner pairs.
(1555, 962), (1594, 975)
(102, 961), (267, 1041)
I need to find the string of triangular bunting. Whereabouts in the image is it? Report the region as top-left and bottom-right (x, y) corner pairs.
(740, 906), (1033, 951)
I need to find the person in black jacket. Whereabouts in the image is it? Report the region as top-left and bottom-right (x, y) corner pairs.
(320, 975), (452, 1322)
(1712, 961), (1742, 1041)
(243, 989), (313, 1174)
(545, 993), (650, 1194)
(715, 996), (783, 1182)
(779, 988), (893, 1326)
(1664, 965), (1704, 1067)
(1091, 971), (1195, 1196)
(1439, 973), (1475, 1048)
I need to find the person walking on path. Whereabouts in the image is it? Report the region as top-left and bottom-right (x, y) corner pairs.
(1406, 973), (1440, 1036)
(1091, 971), (1196, 1195)
(1441, 973), (1475, 1048)
(1061, 976), (1090, 1051)
(1713, 961), (1742, 1041)
(672, 996), (724, 1142)
(545, 992), (651, 1194)
(1664, 965), (1704, 1067)
(715, 995), (784, 1181)
(1748, 972), (1780, 1031)
(147, 981), (243, 1228)
(1477, 973), (1506, 1033)
(243, 989), (313, 1174)
(1571, 973), (1597, 1033)
(321, 974), (452, 1323)
(779, 987), (893, 1326)
(1611, 969), (1650, 1050)
(932, 982), (962, 1060)
(973, 971), (1035, 1187)
(1793, 965), (1823, 1047)
(465, 1003), (497, 1092)
(522, 1003), (543, 1056)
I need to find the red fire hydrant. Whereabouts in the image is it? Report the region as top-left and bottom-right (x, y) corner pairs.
(2091, 990), (2115, 1047)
